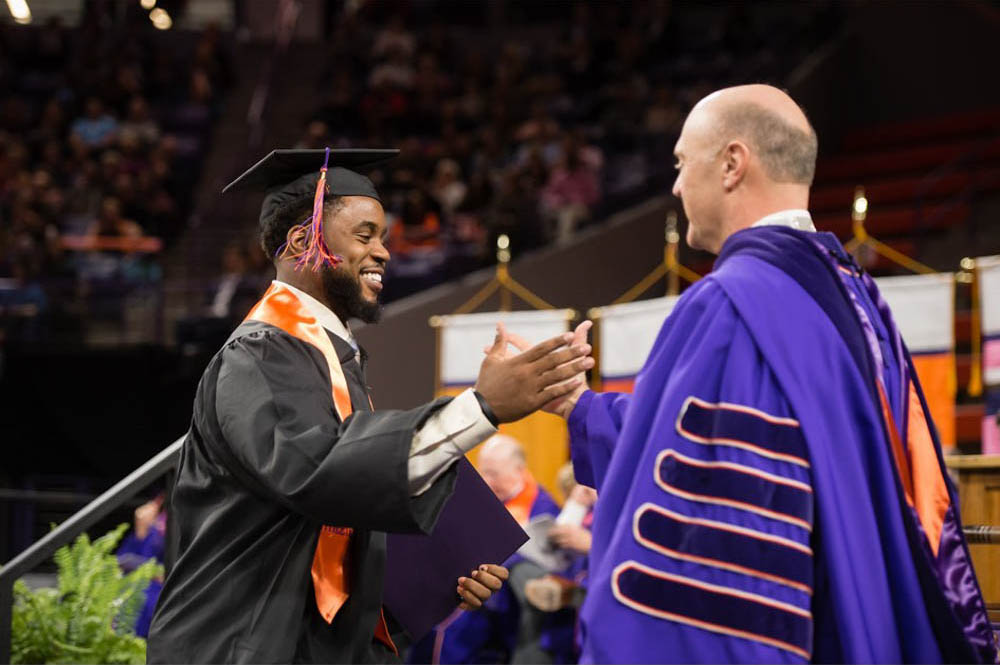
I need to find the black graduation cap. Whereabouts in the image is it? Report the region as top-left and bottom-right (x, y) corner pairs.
(223, 148), (399, 227)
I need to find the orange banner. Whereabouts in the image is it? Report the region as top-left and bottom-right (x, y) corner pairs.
(911, 353), (956, 449)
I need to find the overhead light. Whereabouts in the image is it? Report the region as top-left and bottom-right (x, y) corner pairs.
(150, 7), (172, 30)
(5, 0), (31, 24)
(141, 0), (156, 9)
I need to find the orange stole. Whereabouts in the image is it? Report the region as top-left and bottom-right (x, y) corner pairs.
(245, 283), (396, 653)
(876, 380), (950, 557)
(504, 472), (540, 527)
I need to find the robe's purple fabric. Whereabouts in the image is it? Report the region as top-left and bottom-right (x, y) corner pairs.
(569, 226), (997, 663)
(116, 512), (165, 637)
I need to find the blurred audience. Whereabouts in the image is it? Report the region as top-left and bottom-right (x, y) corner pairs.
(297, 0), (839, 301)
(0, 8), (232, 343)
(1, 1), (841, 345)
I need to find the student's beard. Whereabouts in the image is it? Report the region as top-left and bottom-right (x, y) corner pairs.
(322, 266), (382, 324)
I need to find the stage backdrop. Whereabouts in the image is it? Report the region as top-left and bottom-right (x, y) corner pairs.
(979, 256), (1000, 454)
(437, 309), (573, 499)
(876, 273), (956, 449)
(594, 296), (680, 392)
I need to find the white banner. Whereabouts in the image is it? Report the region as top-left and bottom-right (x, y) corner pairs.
(438, 309), (573, 386)
(978, 255), (1000, 386)
(594, 296), (680, 380)
(979, 256), (1000, 338)
(875, 273), (955, 354)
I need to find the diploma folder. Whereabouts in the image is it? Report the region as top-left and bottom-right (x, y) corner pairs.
(384, 458), (529, 639)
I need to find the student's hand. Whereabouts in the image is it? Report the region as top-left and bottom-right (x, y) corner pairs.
(475, 325), (593, 423)
(457, 564), (509, 610)
(504, 320), (593, 419)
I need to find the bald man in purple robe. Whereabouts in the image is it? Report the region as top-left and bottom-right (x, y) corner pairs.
(513, 85), (997, 663)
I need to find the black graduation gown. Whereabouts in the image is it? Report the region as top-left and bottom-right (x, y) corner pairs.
(147, 319), (458, 664)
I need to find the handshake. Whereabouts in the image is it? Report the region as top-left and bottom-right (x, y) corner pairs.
(474, 320), (594, 423)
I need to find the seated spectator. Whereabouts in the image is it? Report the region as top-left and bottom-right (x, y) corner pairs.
(644, 85), (683, 135)
(116, 494), (166, 638)
(384, 189), (446, 300)
(372, 14), (416, 60)
(296, 120), (331, 150)
(0, 251), (48, 342)
(120, 96), (161, 147)
(431, 158), (468, 220)
(369, 47), (417, 91)
(484, 171), (546, 257)
(87, 196), (143, 242)
(540, 135), (601, 246)
(25, 99), (66, 152)
(206, 244), (265, 320)
(523, 466), (594, 663)
(71, 97), (119, 149)
(77, 196), (149, 288)
(117, 130), (147, 176)
(525, 485), (595, 612)
(174, 244), (266, 352)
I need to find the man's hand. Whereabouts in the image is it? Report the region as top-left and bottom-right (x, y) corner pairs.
(549, 524), (592, 554)
(503, 320), (593, 420)
(457, 564), (509, 610)
(474, 324), (593, 423)
(568, 484), (597, 508)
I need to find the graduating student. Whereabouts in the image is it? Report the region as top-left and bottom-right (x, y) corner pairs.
(146, 149), (594, 664)
(512, 86), (997, 663)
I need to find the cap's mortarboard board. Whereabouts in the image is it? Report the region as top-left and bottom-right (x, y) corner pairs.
(222, 148), (398, 194)
(225, 148), (397, 270)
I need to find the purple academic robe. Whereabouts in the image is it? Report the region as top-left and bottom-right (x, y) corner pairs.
(116, 511), (166, 637)
(570, 226), (997, 663)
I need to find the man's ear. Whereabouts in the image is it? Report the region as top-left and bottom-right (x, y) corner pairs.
(281, 223), (308, 258)
(721, 140), (750, 192)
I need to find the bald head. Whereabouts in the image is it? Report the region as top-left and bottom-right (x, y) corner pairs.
(479, 434), (526, 468)
(692, 85), (817, 185)
(478, 434), (527, 501)
(672, 85), (818, 253)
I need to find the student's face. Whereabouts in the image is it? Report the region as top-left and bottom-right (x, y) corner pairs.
(321, 196), (390, 322)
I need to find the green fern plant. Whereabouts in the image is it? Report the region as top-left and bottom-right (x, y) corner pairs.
(11, 523), (162, 664)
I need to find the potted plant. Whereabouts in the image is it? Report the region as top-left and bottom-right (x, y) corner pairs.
(11, 524), (162, 664)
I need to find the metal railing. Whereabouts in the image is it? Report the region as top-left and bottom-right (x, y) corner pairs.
(0, 436), (184, 663)
(964, 525), (1000, 545)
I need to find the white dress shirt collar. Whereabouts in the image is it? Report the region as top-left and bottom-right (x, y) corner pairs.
(272, 280), (356, 348)
(751, 209), (816, 232)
